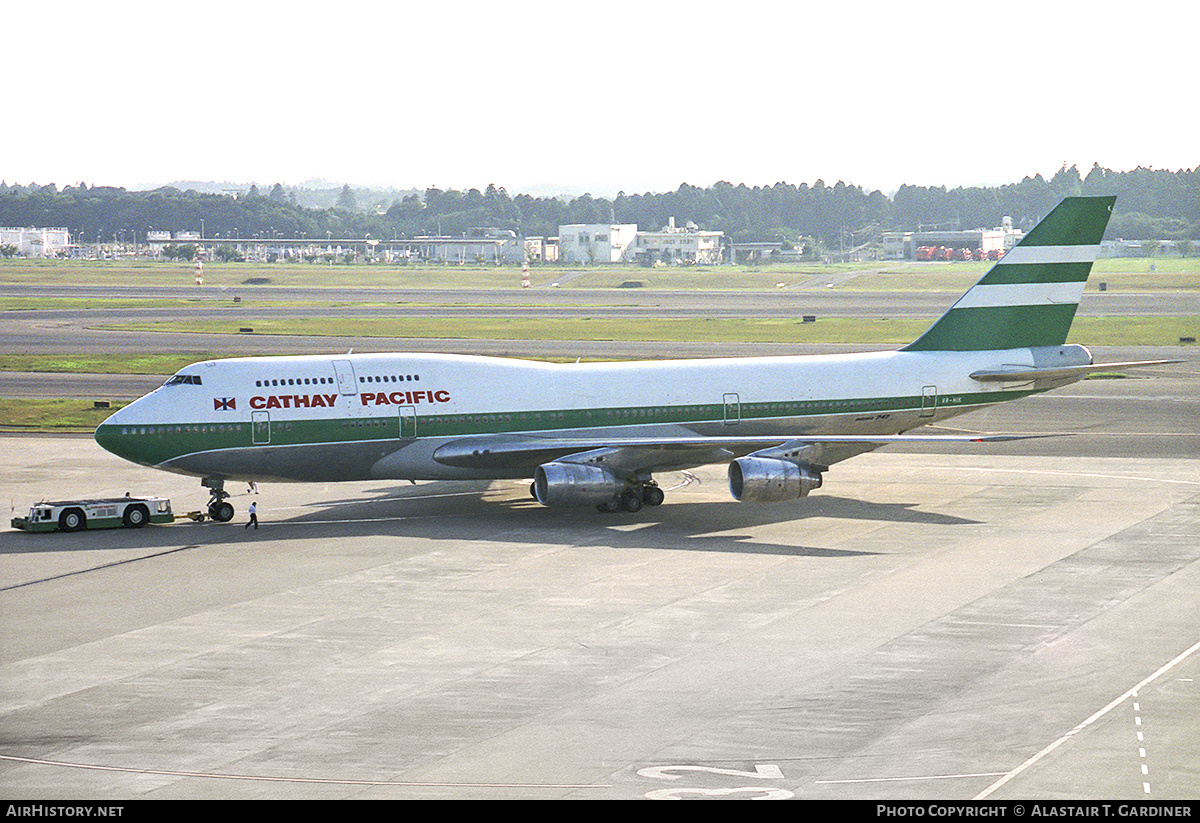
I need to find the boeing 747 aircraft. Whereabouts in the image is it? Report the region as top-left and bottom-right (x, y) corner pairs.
(94, 196), (1173, 522)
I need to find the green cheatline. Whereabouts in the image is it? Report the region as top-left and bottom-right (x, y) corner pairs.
(94, 385), (1046, 469)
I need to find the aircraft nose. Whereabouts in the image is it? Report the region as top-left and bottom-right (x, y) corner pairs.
(95, 405), (132, 458)
(94, 401), (157, 466)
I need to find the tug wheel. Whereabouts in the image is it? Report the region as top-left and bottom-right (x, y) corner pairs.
(59, 508), (86, 532)
(122, 505), (149, 528)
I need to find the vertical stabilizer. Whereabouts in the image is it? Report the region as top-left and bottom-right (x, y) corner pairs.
(902, 196), (1115, 352)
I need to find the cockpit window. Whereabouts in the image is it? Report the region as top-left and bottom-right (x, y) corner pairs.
(164, 374), (203, 386)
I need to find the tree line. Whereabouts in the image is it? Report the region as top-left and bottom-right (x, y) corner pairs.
(1, 165), (1196, 252)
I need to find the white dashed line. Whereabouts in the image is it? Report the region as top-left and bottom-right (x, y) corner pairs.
(975, 639), (1200, 799)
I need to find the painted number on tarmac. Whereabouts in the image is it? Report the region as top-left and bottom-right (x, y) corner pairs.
(646, 786), (795, 800)
(638, 764), (793, 800)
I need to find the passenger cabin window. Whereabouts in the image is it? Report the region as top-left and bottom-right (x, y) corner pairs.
(255, 376), (335, 387)
(359, 374), (421, 383)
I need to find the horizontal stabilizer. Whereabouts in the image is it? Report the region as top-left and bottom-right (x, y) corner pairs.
(969, 359), (1182, 382)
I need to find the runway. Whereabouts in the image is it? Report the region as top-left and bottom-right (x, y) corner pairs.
(1, 281), (1198, 799)
(1, 281), (1195, 357)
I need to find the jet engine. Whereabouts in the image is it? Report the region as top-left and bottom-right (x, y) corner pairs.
(534, 462), (625, 507)
(728, 457), (822, 503)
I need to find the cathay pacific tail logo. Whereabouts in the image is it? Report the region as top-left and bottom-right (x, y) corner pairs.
(214, 397), (237, 411)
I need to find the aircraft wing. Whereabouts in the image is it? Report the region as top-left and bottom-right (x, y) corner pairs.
(431, 432), (1032, 475)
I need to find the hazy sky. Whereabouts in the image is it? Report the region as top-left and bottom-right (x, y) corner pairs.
(8, 0), (1196, 195)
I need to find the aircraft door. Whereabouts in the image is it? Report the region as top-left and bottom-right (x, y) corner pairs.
(399, 406), (416, 439)
(723, 393), (741, 426)
(920, 385), (938, 418)
(333, 360), (358, 395)
(252, 411), (271, 444)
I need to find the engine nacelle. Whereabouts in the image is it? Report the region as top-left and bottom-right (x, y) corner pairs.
(534, 462), (624, 507)
(728, 457), (822, 503)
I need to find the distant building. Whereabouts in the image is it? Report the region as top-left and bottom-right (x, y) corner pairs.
(729, 241), (785, 263)
(882, 218), (1021, 261)
(399, 229), (525, 264)
(880, 232), (912, 260)
(557, 224), (637, 263)
(1100, 239), (1184, 258)
(0, 227), (70, 257)
(634, 217), (723, 265)
(145, 231), (203, 256)
(524, 236), (559, 262)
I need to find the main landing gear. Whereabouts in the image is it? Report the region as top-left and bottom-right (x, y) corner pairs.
(597, 480), (664, 514)
(201, 477), (235, 522)
(527, 475), (666, 514)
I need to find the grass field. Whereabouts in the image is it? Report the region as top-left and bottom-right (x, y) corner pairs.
(2, 257), (1193, 430)
(0, 353), (215, 375)
(28, 312), (1200, 351)
(838, 260), (1200, 292)
(2, 257), (1196, 292)
(0, 399), (127, 432)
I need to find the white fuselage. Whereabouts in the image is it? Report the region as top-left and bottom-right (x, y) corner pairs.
(95, 347), (1060, 484)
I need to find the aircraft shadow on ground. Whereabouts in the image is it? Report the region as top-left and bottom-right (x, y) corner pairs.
(1, 482), (979, 561)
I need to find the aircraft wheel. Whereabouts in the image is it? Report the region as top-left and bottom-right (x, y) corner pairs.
(620, 491), (643, 513)
(643, 485), (665, 507)
(123, 504), (149, 528)
(210, 502), (235, 523)
(596, 498), (621, 514)
(59, 508), (86, 532)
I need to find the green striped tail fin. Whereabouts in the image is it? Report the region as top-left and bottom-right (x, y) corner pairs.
(902, 196), (1115, 352)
